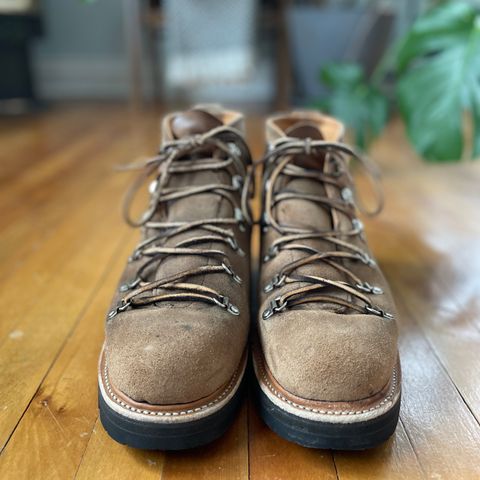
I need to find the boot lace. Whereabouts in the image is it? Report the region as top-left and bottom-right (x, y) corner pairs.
(258, 137), (394, 321)
(108, 126), (253, 319)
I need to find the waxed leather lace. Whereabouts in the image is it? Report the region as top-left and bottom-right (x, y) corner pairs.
(108, 126), (253, 319)
(258, 138), (394, 321)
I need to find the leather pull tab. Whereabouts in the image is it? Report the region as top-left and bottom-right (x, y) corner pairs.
(171, 110), (223, 138)
(285, 121), (326, 169)
(285, 121), (324, 140)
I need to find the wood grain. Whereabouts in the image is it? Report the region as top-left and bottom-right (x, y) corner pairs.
(0, 104), (479, 479)
(0, 233), (137, 480)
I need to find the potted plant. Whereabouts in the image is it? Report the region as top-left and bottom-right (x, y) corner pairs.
(317, 1), (480, 161)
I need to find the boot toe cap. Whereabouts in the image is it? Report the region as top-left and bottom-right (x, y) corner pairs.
(259, 309), (398, 402)
(105, 306), (247, 405)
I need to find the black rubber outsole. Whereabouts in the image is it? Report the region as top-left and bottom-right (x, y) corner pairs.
(98, 379), (244, 451)
(255, 384), (401, 450)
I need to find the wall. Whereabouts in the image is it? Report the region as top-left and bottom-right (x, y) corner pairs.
(32, 0), (445, 102)
(33, 0), (129, 99)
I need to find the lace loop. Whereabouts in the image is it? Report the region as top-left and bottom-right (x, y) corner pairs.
(258, 138), (393, 321)
(112, 126), (251, 317)
(258, 138), (384, 219)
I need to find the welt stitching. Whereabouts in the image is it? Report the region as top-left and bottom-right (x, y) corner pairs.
(103, 359), (241, 417)
(256, 351), (399, 416)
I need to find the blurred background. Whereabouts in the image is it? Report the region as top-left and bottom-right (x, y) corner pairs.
(0, 0), (440, 109)
(1, 0), (480, 162)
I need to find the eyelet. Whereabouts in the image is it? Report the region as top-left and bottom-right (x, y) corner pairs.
(356, 282), (383, 295)
(263, 245), (279, 263)
(107, 301), (132, 319)
(232, 175), (243, 190)
(228, 142), (242, 158)
(234, 207), (246, 232)
(263, 274), (286, 293)
(352, 218), (364, 231)
(355, 252), (376, 267)
(227, 237), (245, 257)
(341, 187), (354, 204)
(262, 297), (287, 320)
(221, 262), (242, 284)
(119, 278), (141, 292)
(214, 296), (240, 315)
(365, 305), (394, 319)
(128, 250), (142, 263)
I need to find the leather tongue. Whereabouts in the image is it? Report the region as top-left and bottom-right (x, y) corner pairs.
(285, 121), (324, 140)
(171, 109), (223, 139)
(285, 121), (325, 169)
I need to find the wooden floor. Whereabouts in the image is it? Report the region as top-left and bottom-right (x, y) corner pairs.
(0, 103), (479, 479)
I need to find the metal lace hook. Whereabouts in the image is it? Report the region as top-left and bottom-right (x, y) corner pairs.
(356, 282), (383, 295)
(221, 262), (242, 284)
(365, 305), (394, 320)
(262, 297), (287, 320)
(213, 295), (240, 315)
(264, 273), (286, 293)
(119, 278), (141, 293)
(107, 300), (132, 320)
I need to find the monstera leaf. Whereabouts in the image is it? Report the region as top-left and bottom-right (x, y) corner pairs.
(318, 63), (388, 149)
(396, 2), (480, 161)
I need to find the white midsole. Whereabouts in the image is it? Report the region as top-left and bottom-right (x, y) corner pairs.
(253, 357), (400, 425)
(99, 354), (246, 425)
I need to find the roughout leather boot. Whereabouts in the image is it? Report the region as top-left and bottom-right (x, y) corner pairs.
(98, 106), (253, 450)
(253, 111), (401, 450)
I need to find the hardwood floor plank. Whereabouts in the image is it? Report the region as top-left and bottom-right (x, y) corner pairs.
(0, 133), (125, 274)
(333, 421), (424, 480)
(0, 107), (94, 181)
(362, 197), (480, 479)
(75, 418), (165, 480)
(368, 118), (423, 173)
(394, 297), (480, 479)
(0, 108), (156, 274)
(0, 106), (122, 195)
(0, 233), (136, 479)
(160, 403), (249, 480)
(75, 401), (248, 480)
(393, 274), (480, 424)
(248, 399), (338, 480)
(368, 170), (480, 423)
(0, 147), (138, 449)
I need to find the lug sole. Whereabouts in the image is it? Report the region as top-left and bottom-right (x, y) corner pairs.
(255, 384), (400, 450)
(98, 378), (244, 450)
(98, 347), (247, 450)
(252, 339), (401, 450)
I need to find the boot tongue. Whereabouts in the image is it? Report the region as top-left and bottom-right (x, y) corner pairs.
(154, 109), (229, 282)
(285, 121), (324, 141)
(272, 116), (350, 312)
(284, 121), (325, 170)
(171, 109), (223, 139)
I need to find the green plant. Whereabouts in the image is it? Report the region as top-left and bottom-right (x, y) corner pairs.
(315, 64), (388, 149)
(318, 1), (480, 161)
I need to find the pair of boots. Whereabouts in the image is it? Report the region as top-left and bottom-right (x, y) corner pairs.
(98, 106), (400, 451)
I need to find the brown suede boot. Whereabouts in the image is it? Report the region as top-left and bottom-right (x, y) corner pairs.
(253, 111), (401, 450)
(98, 106), (253, 450)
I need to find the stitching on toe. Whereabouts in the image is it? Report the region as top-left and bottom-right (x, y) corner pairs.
(256, 350), (399, 416)
(103, 358), (243, 417)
